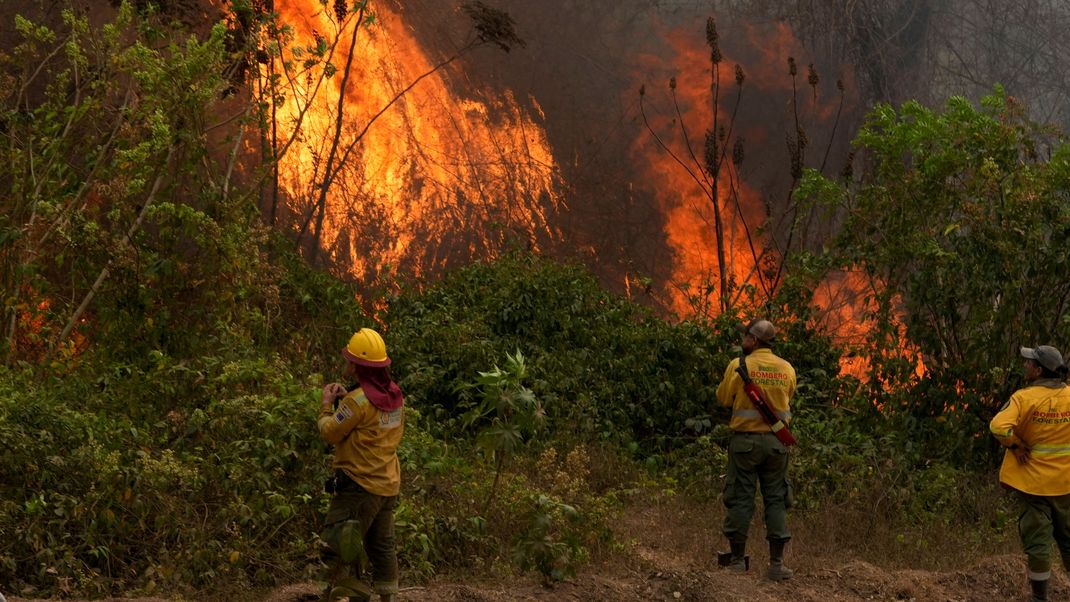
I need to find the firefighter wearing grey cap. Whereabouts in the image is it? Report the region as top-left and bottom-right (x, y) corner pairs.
(716, 319), (797, 580)
(991, 345), (1070, 602)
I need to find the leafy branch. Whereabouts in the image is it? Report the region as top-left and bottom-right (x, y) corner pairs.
(458, 350), (544, 517)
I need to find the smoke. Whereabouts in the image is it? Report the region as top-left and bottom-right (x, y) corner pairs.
(713, 0), (1070, 129)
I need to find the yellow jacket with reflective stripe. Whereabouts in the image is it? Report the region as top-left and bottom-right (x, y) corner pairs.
(990, 380), (1070, 496)
(317, 387), (404, 496)
(716, 348), (796, 433)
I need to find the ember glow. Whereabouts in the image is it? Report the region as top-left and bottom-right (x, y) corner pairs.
(267, 1), (563, 280)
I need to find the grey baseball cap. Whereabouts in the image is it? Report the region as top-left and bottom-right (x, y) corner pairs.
(739, 319), (776, 344)
(1021, 345), (1066, 373)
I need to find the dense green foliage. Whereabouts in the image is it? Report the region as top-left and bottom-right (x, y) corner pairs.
(785, 90), (1070, 497)
(389, 253), (730, 451)
(798, 88), (1070, 406)
(0, 244), (1011, 597)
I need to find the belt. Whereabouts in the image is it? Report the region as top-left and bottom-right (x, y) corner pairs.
(325, 469), (365, 494)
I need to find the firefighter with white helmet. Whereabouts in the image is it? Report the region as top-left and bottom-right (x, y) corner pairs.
(318, 328), (405, 602)
(990, 344), (1070, 602)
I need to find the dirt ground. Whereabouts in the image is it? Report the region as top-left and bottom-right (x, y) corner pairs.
(243, 552), (1067, 602)
(8, 496), (1065, 602)
(13, 554), (1061, 602)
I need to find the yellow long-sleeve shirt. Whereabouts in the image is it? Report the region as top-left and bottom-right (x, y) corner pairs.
(716, 348), (796, 433)
(318, 387), (404, 496)
(990, 380), (1070, 496)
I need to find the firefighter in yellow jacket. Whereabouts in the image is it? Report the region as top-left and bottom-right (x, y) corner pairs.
(318, 328), (405, 602)
(990, 345), (1070, 602)
(716, 319), (797, 580)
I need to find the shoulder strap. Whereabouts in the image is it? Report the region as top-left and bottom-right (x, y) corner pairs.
(737, 353), (751, 382)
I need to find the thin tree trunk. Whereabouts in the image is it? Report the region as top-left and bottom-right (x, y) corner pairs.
(256, 54), (269, 219)
(266, 49), (280, 226)
(300, 4), (368, 262)
(269, 53), (281, 226)
(709, 63), (729, 314)
(481, 453), (505, 517)
(223, 115), (249, 200)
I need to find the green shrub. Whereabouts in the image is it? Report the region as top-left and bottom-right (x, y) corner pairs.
(388, 253), (733, 451)
(510, 494), (586, 584)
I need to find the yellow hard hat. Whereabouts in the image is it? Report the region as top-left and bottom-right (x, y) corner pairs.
(342, 328), (391, 367)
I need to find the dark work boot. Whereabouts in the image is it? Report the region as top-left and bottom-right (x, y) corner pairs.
(727, 540), (748, 572)
(1029, 577), (1049, 602)
(768, 539), (794, 581)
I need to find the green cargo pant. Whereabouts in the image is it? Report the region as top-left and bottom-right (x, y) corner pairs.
(321, 482), (400, 597)
(1017, 491), (1070, 578)
(722, 431), (791, 544)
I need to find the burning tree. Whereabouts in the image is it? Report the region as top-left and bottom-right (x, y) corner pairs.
(237, 0), (561, 279)
(638, 15), (847, 318)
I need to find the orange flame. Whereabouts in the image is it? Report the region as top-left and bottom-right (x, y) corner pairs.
(262, 5), (917, 382)
(7, 289), (88, 364)
(633, 20), (810, 316)
(635, 19), (922, 380)
(268, 2), (563, 280)
(812, 270), (926, 381)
